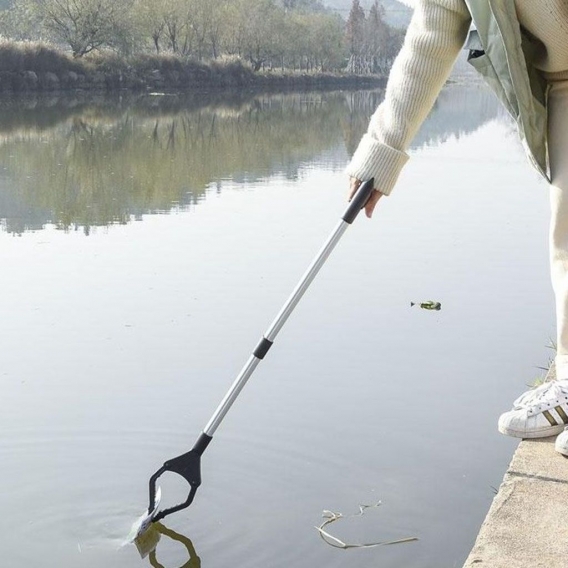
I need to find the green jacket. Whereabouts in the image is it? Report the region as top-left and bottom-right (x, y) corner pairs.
(464, 0), (549, 181)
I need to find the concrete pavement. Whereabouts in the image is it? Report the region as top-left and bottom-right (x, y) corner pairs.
(463, 367), (568, 567)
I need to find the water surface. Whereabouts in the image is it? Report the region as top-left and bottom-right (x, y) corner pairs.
(0, 85), (553, 568)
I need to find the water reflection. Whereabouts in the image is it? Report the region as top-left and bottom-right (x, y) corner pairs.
(0, 85), (502, 234)
(140, 523), (201, 568)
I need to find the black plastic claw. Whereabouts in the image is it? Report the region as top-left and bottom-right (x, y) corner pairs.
(148, 433), (212, 523)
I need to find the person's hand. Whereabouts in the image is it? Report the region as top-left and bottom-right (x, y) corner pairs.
(348, 177), (383, 219)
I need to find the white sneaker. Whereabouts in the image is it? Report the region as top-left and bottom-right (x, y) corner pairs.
(555, 427), (568, 456)
(498, 380), (568, 438)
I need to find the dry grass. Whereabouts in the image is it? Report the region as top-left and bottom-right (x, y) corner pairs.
(0, 40), (83, 73)
(0, 40), (380, 93)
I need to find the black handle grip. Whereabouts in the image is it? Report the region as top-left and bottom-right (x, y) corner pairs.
(342, 178), (375, 224)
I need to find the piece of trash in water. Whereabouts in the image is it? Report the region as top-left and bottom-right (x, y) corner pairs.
(411, 301), (441, 311)
(315, 502), (418, 550)
(127, 486), (162, 545)
(134, 523), (161, 559)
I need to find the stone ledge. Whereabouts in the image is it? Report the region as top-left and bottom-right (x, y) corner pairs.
(463, 438), (568, 567)
(463, 365), (568, 567)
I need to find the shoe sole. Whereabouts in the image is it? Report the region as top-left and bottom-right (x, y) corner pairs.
(498, 423), (565, 439)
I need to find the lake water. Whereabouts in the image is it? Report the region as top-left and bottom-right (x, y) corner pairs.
(0, 84), (554, 568)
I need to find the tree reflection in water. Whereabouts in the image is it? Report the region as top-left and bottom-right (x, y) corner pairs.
(0, 86), (502, 234)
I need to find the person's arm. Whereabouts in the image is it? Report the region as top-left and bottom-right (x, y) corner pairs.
(346, 0), (471, 214)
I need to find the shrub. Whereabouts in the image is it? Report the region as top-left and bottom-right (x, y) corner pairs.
(0, 40), (83, 73)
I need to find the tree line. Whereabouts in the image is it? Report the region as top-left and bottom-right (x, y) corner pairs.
(0, 0), (404, 73)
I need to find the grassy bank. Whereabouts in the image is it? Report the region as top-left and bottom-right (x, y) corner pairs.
(0, 41), (384, 93)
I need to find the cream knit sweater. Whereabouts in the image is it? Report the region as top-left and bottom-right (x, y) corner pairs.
(346, 0), (568, 196)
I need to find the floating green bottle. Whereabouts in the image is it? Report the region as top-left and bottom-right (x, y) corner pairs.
(410, 301), (441, 311)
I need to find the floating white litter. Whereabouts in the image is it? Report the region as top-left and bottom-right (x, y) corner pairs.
(127, 486), (162, 546)
(315, 502), (418, 550)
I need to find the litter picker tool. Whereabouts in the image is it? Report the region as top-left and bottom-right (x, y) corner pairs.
(143, 179), (375, 528)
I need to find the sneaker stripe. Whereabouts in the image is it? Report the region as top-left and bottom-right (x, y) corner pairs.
(542, 410), (559, 426)
(555, 406), (568, 424)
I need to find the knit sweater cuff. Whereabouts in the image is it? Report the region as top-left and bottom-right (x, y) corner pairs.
(345, 134), (409, 196)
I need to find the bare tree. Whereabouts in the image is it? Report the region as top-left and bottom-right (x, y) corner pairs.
(345, 0), (365, 59)
(345, 0), (399, 75)
(133, 0), (165, 53)
(28, 0), (133, 56)
(227, 0), (286, 71)
(366, 0), (389, 73)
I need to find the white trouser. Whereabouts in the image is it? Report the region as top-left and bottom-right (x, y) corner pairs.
(548, 80), (568, 379)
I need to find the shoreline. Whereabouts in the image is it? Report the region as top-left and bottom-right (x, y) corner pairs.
(462, 364), (568, 567)
(0, 70), (385, 95)
(0, 69), (384, 95)
(0, 44), (384, 94)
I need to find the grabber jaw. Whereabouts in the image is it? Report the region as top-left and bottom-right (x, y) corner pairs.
(148, 433), (212, 524)
(128, 486), (162, 543)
